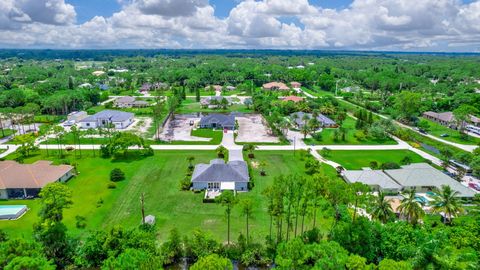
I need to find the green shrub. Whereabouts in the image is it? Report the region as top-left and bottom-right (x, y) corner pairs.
(381, 162), (400, 170)
(110, 168), (125, 182)
(107, 183), (117, 189)
(75, 215), (87, 229)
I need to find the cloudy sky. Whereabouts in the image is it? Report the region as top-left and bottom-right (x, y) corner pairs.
(1, 0), (480, 52)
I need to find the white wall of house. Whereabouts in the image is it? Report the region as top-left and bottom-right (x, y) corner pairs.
(80, 118), (133, 130)
(192, 181), (248, 191)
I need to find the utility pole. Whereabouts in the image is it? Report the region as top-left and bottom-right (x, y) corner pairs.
(293, 136), (296, 156)
(140, 192), (145, 225)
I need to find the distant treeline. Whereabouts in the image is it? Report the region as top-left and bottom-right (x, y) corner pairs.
(0, 49), (479, 61)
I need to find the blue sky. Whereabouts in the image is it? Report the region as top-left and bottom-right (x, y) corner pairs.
(66, 0), (478, 23)
(2, 0), (480, 51)
(67, 0), (356, 23)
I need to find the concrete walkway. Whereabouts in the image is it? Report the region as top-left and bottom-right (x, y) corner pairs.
(0, 145), (19, 159)
(221, 131), (244, 161)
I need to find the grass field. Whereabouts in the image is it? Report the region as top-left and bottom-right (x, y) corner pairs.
(420, 118), (480, 145)
(304, 116), (397, 145)
(156, 129), (223, 145)
(41, 132), (111, 145)
(0, 129), (15, 139)
(325, 150), (426, 170)
(176, 97), (252, 114)
(0, 150), (336, 242)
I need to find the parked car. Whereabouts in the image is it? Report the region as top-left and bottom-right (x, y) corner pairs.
(468, 183), (480, 191)
(63, 120), (75, 126)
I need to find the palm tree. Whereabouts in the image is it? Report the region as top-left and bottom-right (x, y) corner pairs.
(259, 160), (267, 176)
(216, 191), (237, 245)
(86, 128), (96, 157)
(186, 156), (195, 169)
(430, 185), (463, 224)
(371, 192), (394, 224)
(241, 198), (254, 244)
(300, 125), (309, 139)
(215, 145), (227, 158)
(398, 189), (424, 225)
(53, 125), (65, 157)
(243, 144), (257, 158)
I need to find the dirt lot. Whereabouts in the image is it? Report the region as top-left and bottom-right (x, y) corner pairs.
(158, 114), (210, 141)
(236, 114), (279, 143)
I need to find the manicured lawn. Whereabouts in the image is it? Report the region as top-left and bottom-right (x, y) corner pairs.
(325, 150), (426, 170)
(0, 150), (336, 242)
(176, 97), (252, 114)
(420, 117), (480, 145)
(191, 129), (223, 144)
(156, 129), (223, 145)
(304, 116), (397, 145)
(0, 129), (15, 138)
(41, 132), (111, 145)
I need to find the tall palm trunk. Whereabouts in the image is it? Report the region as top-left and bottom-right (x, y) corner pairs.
(246, 212), (249, 245)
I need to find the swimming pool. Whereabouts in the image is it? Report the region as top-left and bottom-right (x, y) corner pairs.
(0, 205), (28, 220)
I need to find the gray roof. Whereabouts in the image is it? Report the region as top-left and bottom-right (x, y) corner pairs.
(191, 159), (249, 183)
(290, 112), (336, 126)
(343, 170), (402, 190)
(115, 96), (136, 104)
(384, 163), (476, 197)
(80, 110), (134, 123)
(199, 114), (235, 127)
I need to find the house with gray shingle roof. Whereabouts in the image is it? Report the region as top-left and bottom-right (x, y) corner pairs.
(290, 112), (337, 128)
(343, 169), (402, 193)
(342, 163), (476, 198)
(191, 159), (249, 191)
(199, 113), (235, 130)
(114, 96), (149, 108)
(79, 110), (134, 129)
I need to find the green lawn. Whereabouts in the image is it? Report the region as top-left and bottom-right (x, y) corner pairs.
(155, 129), (223, 145)
(420, 117), (480, 145)
(304, 116), (397, 145)
(0, 150), (335, 242)
(176, 97), (252, 114)
(325, 150), (426, 170)
(0, 129), (15, 138)
(41, 132), (111, 145)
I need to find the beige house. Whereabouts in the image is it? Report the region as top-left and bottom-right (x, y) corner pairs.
(0, 161), (74, 199)
(423, 111), (480, 128)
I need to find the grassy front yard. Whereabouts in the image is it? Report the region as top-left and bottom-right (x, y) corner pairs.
(304, 116), (397, 145)
(156, 129), (223, 145)
(325, 150), (426, 170)
(420, 117), (480, 145)
(0, 150), (335, 242)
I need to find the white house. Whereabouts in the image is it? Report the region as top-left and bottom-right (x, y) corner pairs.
(79, 110), (134, 129)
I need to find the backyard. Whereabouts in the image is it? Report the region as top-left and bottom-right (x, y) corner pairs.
(0, 150), (335, 242)
(304, 116), (397, 145)
(176, 97), (252, 114)
(325, 149), (427, 170)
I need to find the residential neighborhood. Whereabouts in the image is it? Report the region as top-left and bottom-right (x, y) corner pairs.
(0, 1), (480, 267)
